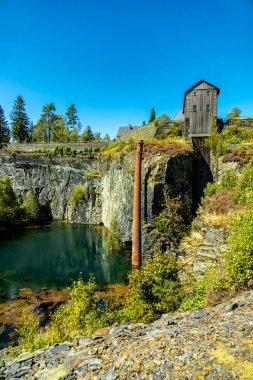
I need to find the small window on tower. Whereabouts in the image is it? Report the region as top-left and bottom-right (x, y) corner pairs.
(207, 90), (210, 95)
(194, 91), (197, 96)
(193, 105), (197, 112)
(206, 104), (210, 111)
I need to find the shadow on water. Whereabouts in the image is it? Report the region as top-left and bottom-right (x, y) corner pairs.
(0, 222), (131, 300)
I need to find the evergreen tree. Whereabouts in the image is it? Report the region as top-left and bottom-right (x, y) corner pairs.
(10, 95), (29, 142)
(103, 133), (110, 143)
(52, 115), (68, 142)
(33, 119), (47, 142)
(69, 128), (79, 142)
(0, 106), (10, 148)
(27, 121), (34, 143)
(148, 107), (156, 124)
(80, 125), (94, 142)
(142, 120), (146, 126)
(38, 103), (56, 142)
(93, 132), (101, 142)
(66, 104), (78, 139)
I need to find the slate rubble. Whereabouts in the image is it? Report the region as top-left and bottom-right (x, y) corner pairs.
(1, 291), (252, 379)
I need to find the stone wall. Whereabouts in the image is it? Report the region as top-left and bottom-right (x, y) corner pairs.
(4, 142), (105, 153)
(226, 118), (253, 129)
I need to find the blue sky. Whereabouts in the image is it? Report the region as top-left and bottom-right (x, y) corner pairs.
(0, 0), (252, 138)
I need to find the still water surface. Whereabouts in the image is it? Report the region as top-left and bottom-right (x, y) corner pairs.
(0, 223), (131, 298)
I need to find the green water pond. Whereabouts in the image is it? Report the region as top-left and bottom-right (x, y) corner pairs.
(0, 222), (131, 299)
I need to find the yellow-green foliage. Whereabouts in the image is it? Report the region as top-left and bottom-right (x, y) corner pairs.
(155, 195), (189, 244)
(21, 189), (40, 220)
(227, 209), (253, 286)
(68, 185), (86, 204)
(123, 252), (181, 323)
(0, 176), (22, 227)
(235, 161), (253, 203)
(85, 171), (100, 178)
(105, 219), (125, 252)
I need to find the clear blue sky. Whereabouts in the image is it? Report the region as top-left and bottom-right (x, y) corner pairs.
(0, 0), (252, 138)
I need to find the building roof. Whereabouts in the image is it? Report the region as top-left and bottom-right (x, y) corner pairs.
(172, 108), (185, 123)
(183, 79), (220, 113)
(116, 126), (138, 138)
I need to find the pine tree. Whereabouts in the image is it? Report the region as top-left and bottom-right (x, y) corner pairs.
(10, 95), (29, 142)
(103, 133), (110, 143)
(80, 125), (94, 142)
(0, 106), (10, 148)
(38, 103), (56, 142)
(27, 121), (34, 143)
(148, 107), (156, 124)
(69, 128), (79, 142)
(66, 104), (78, 140)
(52, 115), (68, 142)
(93, 132), (101, 142)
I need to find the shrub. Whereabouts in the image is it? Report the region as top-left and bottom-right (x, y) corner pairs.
(221, 169), (238, 189)
(22, 189), (40, 221)
(0, 177), (22, 227)
(203, 181), (221, 198)
(70, 148), (76, 157)
(105, 219), (125, 251)
(227, 209), (253, 286)
(235, 161), (253, 203)
(68, 185), (86, 205)
(155, 194), (189, 244)
(85, 171), (100, 178)
(39, 146), (47, 154)
(123, 252), (182, 322)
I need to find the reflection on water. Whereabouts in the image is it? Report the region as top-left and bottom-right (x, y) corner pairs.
(0, 223), (130, 298)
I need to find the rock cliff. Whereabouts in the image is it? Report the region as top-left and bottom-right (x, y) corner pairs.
(0, 145), (192, 248)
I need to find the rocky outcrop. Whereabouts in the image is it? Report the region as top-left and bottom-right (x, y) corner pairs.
(1, 290), (252, 379)
(0, 147), (193, 248)
(178, 226), (229, 279)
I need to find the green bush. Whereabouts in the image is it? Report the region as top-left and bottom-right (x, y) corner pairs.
(0, 177), (22, 227)
(227, 209), (253, 286)
(68, 185), (86, 205)
(235, 161), (253, 203)
(71, 148), (76, 157)
(155, 195), (189, 244)
(220, 169), (238, 189)
(221, 125), (253, 144)
(21, 189), (40, 221)
(203, 182), (221, 198)
(123, 252), (181, 322)
(105, 219), (125, 251)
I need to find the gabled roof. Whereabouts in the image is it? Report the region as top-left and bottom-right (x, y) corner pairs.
(172, 107), (185, 123)
(183, 80), (220, 114)
(116, 126), (138, 138)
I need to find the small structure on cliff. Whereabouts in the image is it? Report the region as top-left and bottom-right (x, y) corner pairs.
(183, 79), (220, 137)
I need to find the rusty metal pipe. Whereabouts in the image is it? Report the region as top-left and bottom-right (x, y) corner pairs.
(132, 141), (144, 267)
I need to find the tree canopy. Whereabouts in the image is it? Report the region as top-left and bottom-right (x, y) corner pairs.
(10, 96), (29, 142)
(226, 107), (241, 120)
(0, 106), (10, 148)
(148, 107), (156, 123)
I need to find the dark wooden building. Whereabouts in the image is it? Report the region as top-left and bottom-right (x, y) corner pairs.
(183, 80), (220, 136)
(182, 80), (220, 210)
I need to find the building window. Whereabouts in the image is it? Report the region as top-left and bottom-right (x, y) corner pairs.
(193, 91), (197, 96)
(206, 104), (210, 111)
(207, 90), (210, 95)
(193, 105), (197, 112)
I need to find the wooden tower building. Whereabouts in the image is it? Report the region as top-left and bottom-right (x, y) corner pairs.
(183, 79), (220, 137)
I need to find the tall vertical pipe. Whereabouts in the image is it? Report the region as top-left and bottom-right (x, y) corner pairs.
(132, 140), (144, 267)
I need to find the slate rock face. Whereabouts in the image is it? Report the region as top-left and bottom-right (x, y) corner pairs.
(0, 151), (193, 258)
